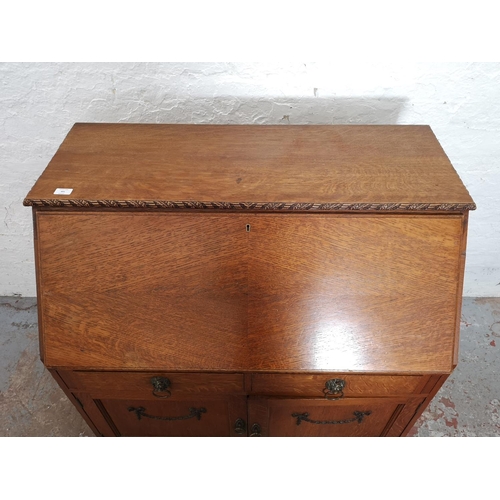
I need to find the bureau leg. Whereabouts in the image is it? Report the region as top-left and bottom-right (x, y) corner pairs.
(399, 375), (449, 436)
(50, 370), (111, 436)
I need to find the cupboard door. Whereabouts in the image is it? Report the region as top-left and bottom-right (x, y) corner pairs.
(96, 397), (247, 437)
(248, 398), (422, 437)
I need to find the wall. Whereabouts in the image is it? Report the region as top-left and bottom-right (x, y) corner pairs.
(1, 62), (498, 296)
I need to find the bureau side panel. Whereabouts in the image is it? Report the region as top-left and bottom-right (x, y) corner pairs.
(32, 208), (45, 363)
(452, 213), (469, 368)
(36, 212), (249, 370)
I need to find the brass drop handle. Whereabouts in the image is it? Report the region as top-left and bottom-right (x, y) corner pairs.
(234, 418), (247, 434)
(151, 376), (172, 398)
(250, 423), (262, 437)
(323, 378), (346, 400)
(128, 406), (206, 421)
(292, 410), (372, 426)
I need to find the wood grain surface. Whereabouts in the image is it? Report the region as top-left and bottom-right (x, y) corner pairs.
(250, 373), (424, 397)
(24, 124), (475, 210)
(248, 397), (409, 437)
(37, 211), (463, 373)
(37, 212), (249, 370)
(101, 396), (247, 437)
(247, 214), (464, 372)
(60, 371), (245, 399)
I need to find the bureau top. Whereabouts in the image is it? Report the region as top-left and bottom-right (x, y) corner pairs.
(24, 123), (475, 212)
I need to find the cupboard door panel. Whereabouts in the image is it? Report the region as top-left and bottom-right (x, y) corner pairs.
(99, 397), (247, 437)
(249, 398), (422, 437)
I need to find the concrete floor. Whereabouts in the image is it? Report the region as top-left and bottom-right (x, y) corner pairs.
(0, 296), (499, 437)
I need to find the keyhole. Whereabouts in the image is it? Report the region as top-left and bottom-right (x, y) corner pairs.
(246, 224), (251, 232)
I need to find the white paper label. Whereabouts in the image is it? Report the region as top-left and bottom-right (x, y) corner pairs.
(53, 188), (73, 195)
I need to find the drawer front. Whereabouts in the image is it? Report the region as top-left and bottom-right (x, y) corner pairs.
(60, 371), (245, 399)
(251, 373), (425, 398)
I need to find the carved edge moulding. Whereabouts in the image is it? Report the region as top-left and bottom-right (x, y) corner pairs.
(23, 199), (477, 211)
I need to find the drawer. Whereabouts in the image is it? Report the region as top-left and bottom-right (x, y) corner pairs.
(251, 373), (425, 398)
(59, 371), (245, 399)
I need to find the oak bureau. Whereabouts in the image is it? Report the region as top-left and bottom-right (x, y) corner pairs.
(24, 124), (475, 437)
